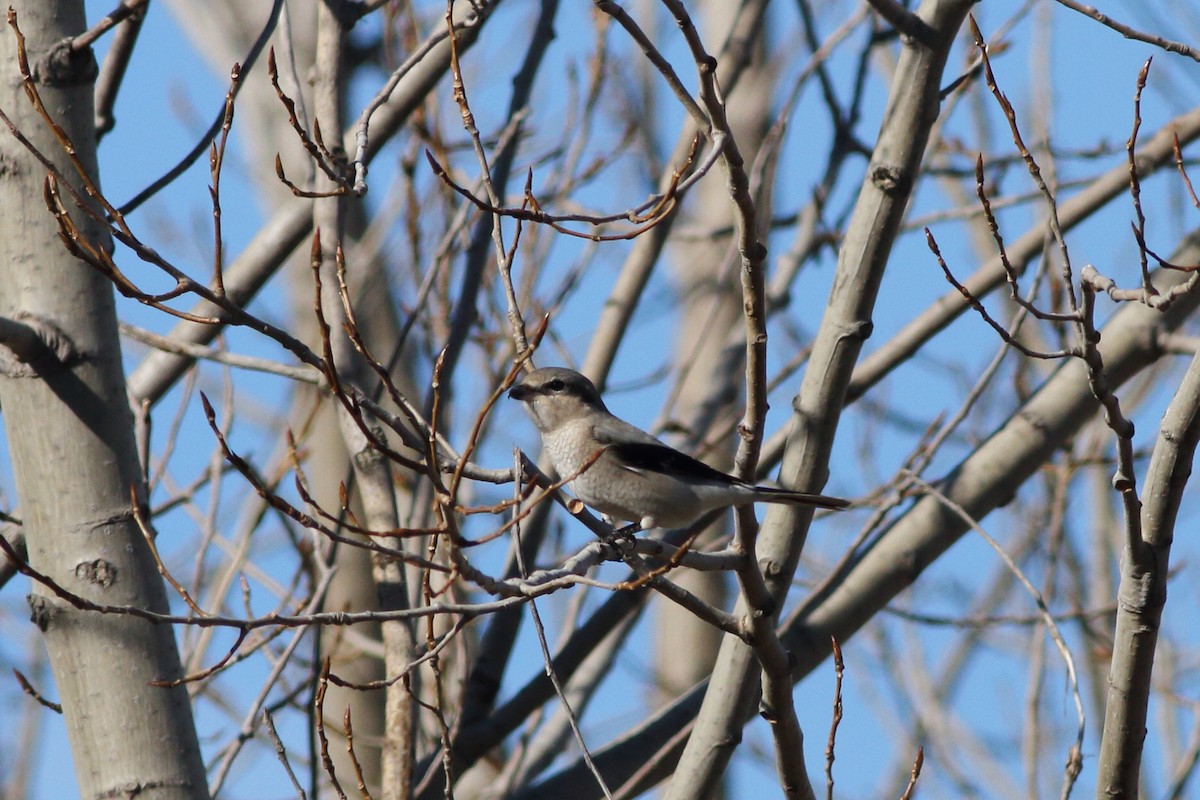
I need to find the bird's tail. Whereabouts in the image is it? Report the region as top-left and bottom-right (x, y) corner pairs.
(752, 485), (850, 510)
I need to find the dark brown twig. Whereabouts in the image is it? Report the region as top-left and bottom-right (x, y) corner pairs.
(1127, 58), (1153, 291)
(974, 156), (1078, 323)
(898, 747), (924, 800)
(267, 49), (353, 197)
(316, 660), (350, 800)
(132, 488), (207, 616)
(208, 63), (242, 296)
(200, 392), (449, 571)
(12, 669), (62, 713)
(1173, 133), (1200, 210)
(150, 630), (250, 688)
(971, 15), (1078, 314)
(924, 228), (1074, 360)
(425, 149), (684, 240)
(344, 708), (374, 800)
(824, 638), (845, 800)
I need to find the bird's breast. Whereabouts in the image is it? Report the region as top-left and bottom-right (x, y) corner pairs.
(540, 419), (599, 479)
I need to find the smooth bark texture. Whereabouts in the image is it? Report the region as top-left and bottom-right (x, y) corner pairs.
(783, 240), (1200, 676)
(664, 3), (973, 798)
(0, 2), (209, 798)
(1097, 340), (1200, 795)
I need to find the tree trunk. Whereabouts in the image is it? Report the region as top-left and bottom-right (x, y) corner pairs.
(0, 3), (209, 798)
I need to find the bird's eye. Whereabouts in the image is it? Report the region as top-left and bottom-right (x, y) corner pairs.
(546, 379), (566, 392)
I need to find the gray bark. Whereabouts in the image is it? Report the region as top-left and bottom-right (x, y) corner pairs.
(0, 2), (209, 798)
(1097, 335), (1200, 795)
(666, 2), (974, 796)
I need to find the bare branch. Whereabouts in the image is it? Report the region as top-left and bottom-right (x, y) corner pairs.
(1053, 0), (1200, 61)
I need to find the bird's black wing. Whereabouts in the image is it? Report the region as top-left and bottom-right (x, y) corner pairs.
(603, 441), (740, 486)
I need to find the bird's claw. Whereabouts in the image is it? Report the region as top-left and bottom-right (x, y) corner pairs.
(599, 523), (640, 558)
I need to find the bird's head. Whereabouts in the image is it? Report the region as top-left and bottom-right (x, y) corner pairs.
(508, 367), (608, 433)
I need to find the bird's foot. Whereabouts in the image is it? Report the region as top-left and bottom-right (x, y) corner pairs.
(613, 521), (643, 538)
(599, 523), (640, 558)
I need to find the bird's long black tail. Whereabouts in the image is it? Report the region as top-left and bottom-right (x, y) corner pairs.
(753, 485), (850, 510)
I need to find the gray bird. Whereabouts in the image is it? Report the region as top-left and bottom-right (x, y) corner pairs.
(508, 367), (848, 531)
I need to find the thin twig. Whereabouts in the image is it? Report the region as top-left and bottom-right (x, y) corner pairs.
(1052, 0), (1200, 61)
(514, 510), (616, 800)
(263, 709), (308, 800)
(924, 228), (1074, 360)
(910, 476), (1086, 799)
(898, 748), (924, 800)
(824, 638), (844, 800)
(315, 660), (350, 800)
(118, 0), (285, 214)
(12, 669), (62, 713)
(70, 0), (148, 51)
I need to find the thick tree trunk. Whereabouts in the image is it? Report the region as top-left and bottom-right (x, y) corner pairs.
(0, 3), (209, 798)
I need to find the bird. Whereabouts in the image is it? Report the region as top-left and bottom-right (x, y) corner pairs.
(508, 367), (848, 531)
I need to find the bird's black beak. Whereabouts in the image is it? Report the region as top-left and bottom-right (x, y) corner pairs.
(508, 384), (532, 401)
